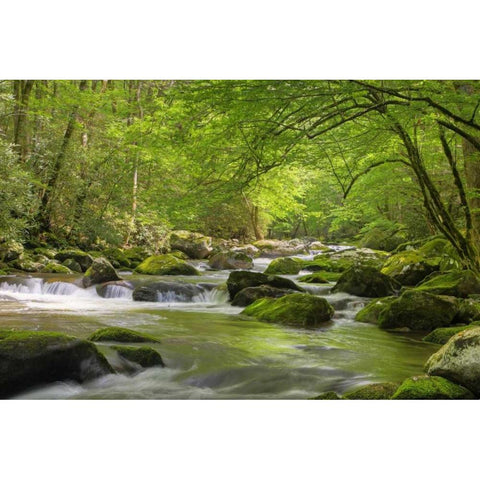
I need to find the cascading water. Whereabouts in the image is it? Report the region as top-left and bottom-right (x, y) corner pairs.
(0, 245), (438, 399)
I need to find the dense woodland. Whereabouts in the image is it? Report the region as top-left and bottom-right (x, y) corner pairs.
(1, 80), (480, 270)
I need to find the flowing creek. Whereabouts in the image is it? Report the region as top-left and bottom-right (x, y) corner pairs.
(0, 250), (438, 399)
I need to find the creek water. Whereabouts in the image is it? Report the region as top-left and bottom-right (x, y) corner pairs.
(0, 250), (437, 399)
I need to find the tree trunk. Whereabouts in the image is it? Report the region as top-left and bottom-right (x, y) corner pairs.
(13, 80), (35, 162)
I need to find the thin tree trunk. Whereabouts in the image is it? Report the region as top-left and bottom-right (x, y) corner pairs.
(13, 80), (35, 162)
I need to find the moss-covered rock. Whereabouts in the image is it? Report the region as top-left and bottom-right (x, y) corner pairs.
(241, 293), (334, 327)
(355, 296), (396, 325)
(343, 382), (400, 399)
(415, 270), (480, 298)
(54, 249), (93, 272)
(310, 391), (342, 400)
(332, 266), (401, 298)
(378, 290), (458, 332)
(111, 345), (165, 368)
(231, 285), (298, 307)
(82, 257), (122, 287)
(297, 272), (330, 284)
(0, 330), (114, 398)
(252, 239), (308, 257)
(103, 247), (132, 269)
(391, 375), (474, 399)
(226, 270), (304, 299)
(358, 228), (406, 252)
(422, 325), (476, 345)
(454, 298), (480, 324)
(9, 256), (44, 273)
(208, 251), (253, 270)
(61, 258), (83, 273)
(170, 249), (189, 260)
(123, 247), (151, 268)
(264, 257), (303, 275)
(0, 240), (24, 262)
(169, 230), (212, 259)
(425, 326), (480, 396)
(135, 254), (200, 276)
(87, 327), (161, 344)
(33, 247), (57, 259)
(305, 248), (388, 273)
(42, 262), (73, 274)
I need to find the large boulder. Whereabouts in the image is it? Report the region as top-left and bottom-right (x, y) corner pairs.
(415, 270), (480, 298)
(378, 290), (458, 332)
(425, 327), (480, 396)
(132, 281), (209, 302)
(226, 270), (304, 300)
(391, 375), (474, 399)
(169, 230), (212, 259)
(264, 257), (303, 275)
(61, 258), (83, 273)
(208, 251), (253, 270)
(241, 293), (334, 327)
(135, 254), (200, 276)
(82, 257), (122, 288)
(42, 262), (73, 274)
(331, 266), (401, 297)
(231, 285), (298, 307)
(103, 247), (132, 269)
(358, 228), (406, 252)
(87, 327), (161, 344)
(343, 382), (400, 400)
(54, 249), (93, 272)
(305, 248), (388, 273)
(0, 330), (114, 398)
(0, 240), (24, 262)
(9, 256), (44, 272)
(354, 296), (396, 325)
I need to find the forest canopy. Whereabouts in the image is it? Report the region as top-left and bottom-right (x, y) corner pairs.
(1, 80), (480, 269)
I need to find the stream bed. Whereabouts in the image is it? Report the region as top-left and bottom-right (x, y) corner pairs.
(0, 253), (438, 399)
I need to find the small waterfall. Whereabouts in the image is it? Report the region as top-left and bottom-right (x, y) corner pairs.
(102, 284), (133, 299)
(0, 278), (43, 294)
(192, 287), (229, 304)
(42, 281), (82, 296)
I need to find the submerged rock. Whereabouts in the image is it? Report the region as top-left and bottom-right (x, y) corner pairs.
(0, 330), (114, 398)
(378, 290), (458, 332)
(264, 257), (303, 275)
(82, 257), (122, 288)
(354, 296), (396, 325)
(425, 327), (480, 396)
(391, 375), (474, 399)
(135, 254), (200, 276)
(87, 327), (161, 344)
(415, 270), (480, 298)
(208, 251), (253, 270)
(132, 281), (208, 302)
(241, 293), (334, 327)
(169, 230), (212, 259)
(343, 382), (400, 400)
(54, 249), (93, 272)
(112, 345), (165, 369)
(332, 266), (400, 298)
(231, 285), (298, 307)
(226, 270), (304, 300)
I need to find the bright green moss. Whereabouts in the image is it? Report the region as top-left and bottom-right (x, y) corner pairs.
(87, 327), (161, 344)
(242, 293), (334, 327)
(264, 257), (303, 275)
(423, 325), (476, 345)
(416, 270), (480, 297)
(355, 297), (396, 324)
(297, 272), (330, 284)
(42, 262), (73, 274)
(343, 382), (400, 399)
(391, 375), (474, 399)
(135, 254), (200, 276)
